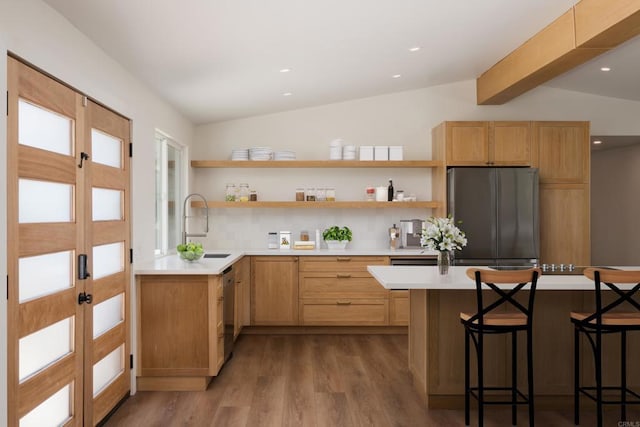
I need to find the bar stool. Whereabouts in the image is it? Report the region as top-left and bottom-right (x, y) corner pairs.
(461, 268), (541, 427)
(571, 267), (640, 427)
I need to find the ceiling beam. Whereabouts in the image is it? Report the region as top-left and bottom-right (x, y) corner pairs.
(476, 0), (640, 105)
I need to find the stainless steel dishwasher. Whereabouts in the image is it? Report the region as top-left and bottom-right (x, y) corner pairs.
(222, 266), (235, 362)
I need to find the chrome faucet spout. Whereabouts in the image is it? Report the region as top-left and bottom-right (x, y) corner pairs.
(182, 193), (209, 245)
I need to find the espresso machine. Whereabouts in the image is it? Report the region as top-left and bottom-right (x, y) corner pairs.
(399, 219), (425, 248)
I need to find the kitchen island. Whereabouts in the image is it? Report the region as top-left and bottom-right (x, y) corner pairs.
(367, 265), (640, 409)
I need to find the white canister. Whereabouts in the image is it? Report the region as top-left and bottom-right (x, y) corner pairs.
(375, 186), (387, 201)
(279, 231), (291, 249)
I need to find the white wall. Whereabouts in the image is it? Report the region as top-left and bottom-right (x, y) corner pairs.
(0, 0), (195, 423)
(591, 144), (640, 266)
(193, 80), (640, 250)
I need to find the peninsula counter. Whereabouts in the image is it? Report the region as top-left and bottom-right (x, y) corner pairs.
(367, 265), (640, 409)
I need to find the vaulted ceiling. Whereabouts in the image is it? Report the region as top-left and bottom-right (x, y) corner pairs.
(42, 0), (640, 124)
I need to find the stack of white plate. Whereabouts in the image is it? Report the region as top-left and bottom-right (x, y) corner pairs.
(273, 150), (296, 160)
(249, 147), (273, 161)
(231, 149), (249, 161)
(329, 139), (343, 160)
(342, 145), (357, 160)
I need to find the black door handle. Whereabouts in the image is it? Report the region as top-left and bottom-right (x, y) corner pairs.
(78, 254), (91, 280)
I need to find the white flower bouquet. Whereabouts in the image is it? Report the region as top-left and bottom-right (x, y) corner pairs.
(420, 216), (467, 252)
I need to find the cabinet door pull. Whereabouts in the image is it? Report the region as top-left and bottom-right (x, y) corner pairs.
(336, 257), (351, 262)
(336, 274), (351, 279)
(336, 300), (352, 305)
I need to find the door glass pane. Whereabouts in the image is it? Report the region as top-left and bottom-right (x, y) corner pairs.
(18, 99), (72, 156)
(93, 345), (124, 397)
(92, 129), (122, 168)
(19, 179), (73, 223)
(92, 242), (123, 280)
(19, 317), (73, 381)
(19, 383), (71, 427)
(92, 188), (122, 221)
(93, 293), (124, 338)
(19, 251), (73, 303)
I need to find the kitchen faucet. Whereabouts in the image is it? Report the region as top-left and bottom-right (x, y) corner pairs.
(182, 193), (209, 245)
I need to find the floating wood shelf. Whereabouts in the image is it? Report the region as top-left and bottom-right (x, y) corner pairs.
(191, 160), (442, 168)
(191, 201), (441, 209)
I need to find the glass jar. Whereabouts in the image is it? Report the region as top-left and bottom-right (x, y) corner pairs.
(225, 183), (236, 202)
(249, 190), (257, 201)
(239, 183), (249, 202)
(326, 187), (336, 202)
(300, 230), (309, 241)
(296, 188), (305, 202)
(316, 187), (326, 201)
(365, 186), (375, 201)
(396, 190), (405, 201)
(306, 187), (316, 201)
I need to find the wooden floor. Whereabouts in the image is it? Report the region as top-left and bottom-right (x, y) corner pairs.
(105, 334), (640, 426)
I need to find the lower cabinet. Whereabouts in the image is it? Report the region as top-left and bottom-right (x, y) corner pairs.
(136, 274), (224, 391)
(298, 256), (391, 326)
(389, 290), (409, 326)
(248, 255), (408, 327)
(251, 256), (299, 325)
(234, 256), (250, 338)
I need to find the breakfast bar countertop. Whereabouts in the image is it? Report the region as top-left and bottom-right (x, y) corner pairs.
(367, 265), (640, 291)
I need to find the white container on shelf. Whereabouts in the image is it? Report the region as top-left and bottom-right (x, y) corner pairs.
(389, 146), (404, 161)
(359, 146), (374, 161)
(375, 186), (387, 201)
(374, 146), (389, 161)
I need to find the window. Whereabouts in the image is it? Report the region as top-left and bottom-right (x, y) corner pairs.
(155, 131), (185, 255)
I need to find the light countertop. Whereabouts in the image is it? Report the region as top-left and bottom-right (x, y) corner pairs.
(134, 248), (436, 275)
(367, 265), (640, 291)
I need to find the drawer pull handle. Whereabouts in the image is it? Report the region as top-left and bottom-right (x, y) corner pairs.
(336, 257), (351, 262)
(337, 274), (351, 279)
(336, 300), (352, 305)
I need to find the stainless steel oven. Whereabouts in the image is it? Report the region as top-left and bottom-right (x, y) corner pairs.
(222, 266), (234, 362)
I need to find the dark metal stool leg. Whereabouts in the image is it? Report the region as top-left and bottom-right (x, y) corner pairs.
(527, 327), (534, 427)
(465, 329), (470, 426)
(574, 326), (580, 425)
(596, 331), (603, 427)
(478, 332), (484, 427)
(621, 330), (627, 422)
(512, 330), (517, 426)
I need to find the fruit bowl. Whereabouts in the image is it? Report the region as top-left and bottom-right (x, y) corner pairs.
(177, 242), (204, 261)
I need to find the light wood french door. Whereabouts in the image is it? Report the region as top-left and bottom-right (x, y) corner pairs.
(6, 56), (131, 426)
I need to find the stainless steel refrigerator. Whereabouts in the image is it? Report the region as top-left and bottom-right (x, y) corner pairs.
(447, 167), (539, 267)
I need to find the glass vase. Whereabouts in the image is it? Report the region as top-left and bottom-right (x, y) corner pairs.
(437, 251), (451, 275)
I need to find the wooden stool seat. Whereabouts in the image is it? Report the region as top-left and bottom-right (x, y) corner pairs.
(460, 312), (527, 326)
(570, 311), (640, 326)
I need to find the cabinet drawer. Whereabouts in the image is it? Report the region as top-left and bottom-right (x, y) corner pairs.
(299, 256), (389, 272)
(300, 298), (389, 325)
(300, 272), (388, 298)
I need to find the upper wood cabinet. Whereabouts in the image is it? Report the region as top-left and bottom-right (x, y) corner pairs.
(533, 121), (590, 184)
(442, 121), (532, 166)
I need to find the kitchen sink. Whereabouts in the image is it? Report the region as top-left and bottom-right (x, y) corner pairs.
(203, 253), (231, 259)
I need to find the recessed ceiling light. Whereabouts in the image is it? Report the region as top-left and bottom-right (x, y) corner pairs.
(409, 46), (421, 52)
(593, 140), (602, 144)
(392, 74), (402, 79)
(280, 68), (291, 73)
(600, 67), (611, 72)
(282, 92), (292, 97)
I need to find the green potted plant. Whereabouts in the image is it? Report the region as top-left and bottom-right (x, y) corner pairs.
(322, 226), (352, 250)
